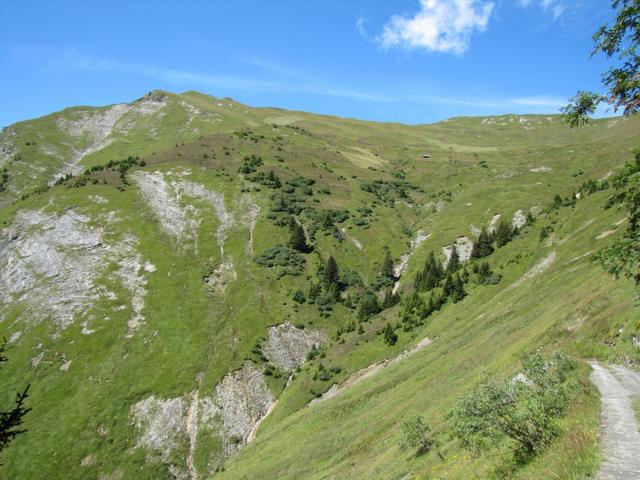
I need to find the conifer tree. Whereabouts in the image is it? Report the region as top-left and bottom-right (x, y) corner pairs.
(289, 218), (310, 253)
(447, 244), (460, 273)
(416, 251), (444, 291)
(383, 323), (398, 346)
(382, 288), (399, 309)
(324, 256), (339, 287)
(452, 274), (466, 303)
(308, 282), (321, 301)
(381, 248), (395, 280)
(495, 218), (513, 248)
(477, 262), (492, 284)
(471, 227), (494, 259)
(427, 293), (436, 315)
(1, 342), (30, 454)
(358, 293), (381, 321)
(326, 281), (340, 303)
(443, 272), (454, 297)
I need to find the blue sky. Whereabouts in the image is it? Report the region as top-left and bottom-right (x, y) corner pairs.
(0, 0), (617, 127)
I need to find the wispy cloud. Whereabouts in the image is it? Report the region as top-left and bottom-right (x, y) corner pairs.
(378, 0), (495, 54)
(3, 44), (570, 117)
(517, 0), (565, 20)
(355, 17), (367, 38)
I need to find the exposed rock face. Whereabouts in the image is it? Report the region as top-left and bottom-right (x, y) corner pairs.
(134, 172), (235, 256)
(512, 210), (527, 229)
(56, 104), (132, 178)
(0, 127), (17, 169)
(130, 396), (188, 462)
(488, 214), (502, 233)
(393, 230), (429, 279)
(0, 209), (152, 332)
(172, 180), (233, 256)
(214, 362), (275, 452)
(239, 196), (260, 256)
(262, 322), (325, 372)
(204, 261), (237, 295)
(133, 171), (197, 240)
(130, 363), (276, 477)
(443, 236), (474, 267)
(113, 235), (153, 337)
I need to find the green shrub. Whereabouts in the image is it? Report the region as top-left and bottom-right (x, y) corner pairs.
(450, 352), (579, 463)
(254, 245), (306, 277)
(399, 415), (432, 454)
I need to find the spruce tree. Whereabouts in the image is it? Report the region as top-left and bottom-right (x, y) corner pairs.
(427, 294), (436, 316)
(477, 262), (492, 284)
(382, 288), (399, 309)
(358, 294), (381, 321)
(324, 256), (339, 287)
(289, 218), (310, 253)
(495, 218), (513, 248)
(471, 227), (494, 259)
(447, 244), (460, 273)
(416, 251), (443, 291)
(308, 282), (321, 301)
(452, 274), (466, 303)
(442, 273), (454, 297)
(381, 248), (395, 280)
(383, 324), (398, 346)
(326, 281), (340, 303)
(0, 342), (30, 454)
(496, 218), (513, 248)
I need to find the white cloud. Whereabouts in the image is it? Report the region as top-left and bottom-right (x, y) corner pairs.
(378, 0), (495, 54)
(518, 0), (565, 20)
(4, 44), (575, 119)
(355, 17), (367, 38)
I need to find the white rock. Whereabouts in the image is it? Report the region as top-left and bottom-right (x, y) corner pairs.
(262, 322), (325, 372)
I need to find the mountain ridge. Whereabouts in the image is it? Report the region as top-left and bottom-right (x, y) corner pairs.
(0, 90), (638, 479)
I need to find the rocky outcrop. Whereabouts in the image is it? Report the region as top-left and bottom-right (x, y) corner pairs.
(55, 104), (132, 179)
(204, 261), (237, 295)
(392, 230), (430, 294)
(488, 213), (501, 233)
(133, 171), (198, 240)
(130, 396), (188, 463)
(134, 172), (236, 257)
(130, 363), (275, 478)
(239, 196), (260, 256)
(512, 210), (527, 229)
(0, 209), (152, 332)
(262, 322), (325, 372)
(443, 236), (474, 268)
(340, 227), (363, 250)
(172, 180), (234, 256)
(213, 362), (275, 454)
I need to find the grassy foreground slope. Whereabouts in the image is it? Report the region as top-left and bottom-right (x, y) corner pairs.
(0, 91), (638, 479)
(220, 190), (635, 480)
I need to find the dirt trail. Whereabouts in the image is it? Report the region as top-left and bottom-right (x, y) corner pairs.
(310, 337), (433, 406)
(589, 362), (640, 480)
(185, 390), (199, 480)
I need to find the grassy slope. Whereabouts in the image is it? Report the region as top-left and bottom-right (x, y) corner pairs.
(0, 92), (638, 479)
(217, 190), (635, 480)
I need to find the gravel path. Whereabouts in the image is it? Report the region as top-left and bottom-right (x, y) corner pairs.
(589, 362), (640, 480)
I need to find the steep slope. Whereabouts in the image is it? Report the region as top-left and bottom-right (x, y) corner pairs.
(0, 91), (638, 479)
